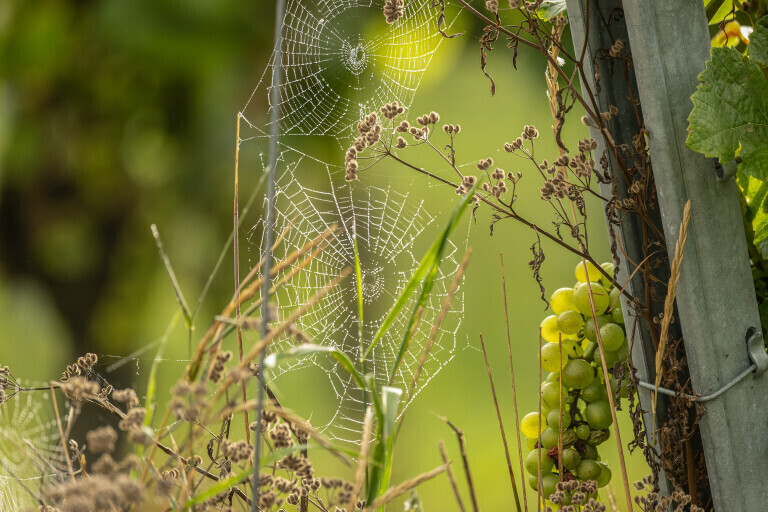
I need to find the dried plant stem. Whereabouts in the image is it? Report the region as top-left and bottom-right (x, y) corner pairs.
(583, 276), (633, 512)
(500, 253), (528, 512)
(185, 224), (339, 380)
(233, 112), (252, 448)
(49, 383), (75, 481)
(438, 440), (466, 512)
(347, 407), (374, 512)
(536, 330), (544, 512)
(438, 416), (479, 512)
(479, 334), (523, 512)
(653, 200), (692, 408)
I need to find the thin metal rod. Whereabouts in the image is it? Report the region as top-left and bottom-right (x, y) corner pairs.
(252, 0), (286, 509)
(637, 363), (757, 402)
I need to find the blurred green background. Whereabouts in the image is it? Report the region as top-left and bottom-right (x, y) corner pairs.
(0, 1), (649, 510)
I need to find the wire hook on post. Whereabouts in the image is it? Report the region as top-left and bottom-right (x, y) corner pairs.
(637, 328), (768, 402)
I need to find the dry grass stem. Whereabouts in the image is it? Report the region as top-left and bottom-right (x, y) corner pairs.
(347, 406), (374, 512)
(500, 253), (527, 512)
(438, 440), (466, 512)
(479, 333), (522, 512)
(438, 416), (479, 512)
(653, 200), (692, 408)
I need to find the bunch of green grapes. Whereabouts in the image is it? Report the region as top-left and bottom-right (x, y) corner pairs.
(519, 260), (630, 502)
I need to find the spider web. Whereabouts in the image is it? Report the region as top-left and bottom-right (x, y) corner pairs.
(0, 382), (68, 511)
(241, 0), (455, 146)
(248, 154), (465, 445)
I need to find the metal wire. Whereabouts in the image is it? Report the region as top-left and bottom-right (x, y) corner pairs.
(252, 1), (286, 510)
(636, 363), (757, 403)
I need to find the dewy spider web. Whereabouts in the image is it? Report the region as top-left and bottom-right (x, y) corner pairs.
(248, 153), (464, 445)
(241, 0), (454, 145)
(0, 382), (68, 511)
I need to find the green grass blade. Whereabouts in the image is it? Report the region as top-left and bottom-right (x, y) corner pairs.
(353, 218), (365, 363)
(143, 311), (182, 427)
(365, 386), (402, 506)
(388, 184), (477, 384)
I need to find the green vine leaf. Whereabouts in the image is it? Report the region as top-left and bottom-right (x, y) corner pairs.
(536, 0), (567, 20)
(737, 171), (768, 258)
(686, 45), (768, 180)
(750, 16), (768, 65)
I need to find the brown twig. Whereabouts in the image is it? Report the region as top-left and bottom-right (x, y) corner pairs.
(438, 416), (479, 512)
(438, 440), (466, 512)
(500, 253), (528, 512)
(479, 334), (523, 512)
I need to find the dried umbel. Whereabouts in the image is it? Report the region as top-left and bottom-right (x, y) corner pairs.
(383, 0), (404, 24)
(486, 0), (499, 13)
(87, 425), (118, 454)
(220, 438), (253, 463)
(44, 473), (144, 512)
(380, 101), (404, 120)
(61, 376), (100, 401)
(209, 350), (232, 383)
(111, 388), (139, 408)
(118, 407), (146, 430)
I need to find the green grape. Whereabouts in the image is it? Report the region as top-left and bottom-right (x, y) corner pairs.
(576, 459), (602, 481)
(585, 401), (613, 430)
(541, 314), (576, 343)
(611, 302), (625, 325)
(581, 379), (606, 403)
(540, 427), (559, 449)
(596, 462), (612, 487)
(561, 339), (584, 359)
(615, 338), (630, 360)
(557, 310), (585, 335)
(525, 448), (554, 475)
(550, 287), (577, 314)
(573, 282), (610, 316)
(609, 286), (621, 310)
(600, 262), (615, 289)
(562, 359), (595, 389)
(547, 408), (572, 429)
(575, 424), (591, 440)
(526, 437), (538, 450)
(541, 381), (563, 408)
(540, 342), (567, 373)
(593, 348), (619, 370)
(521, 412), (547, 439)
(584, 315), (611, 341)
(599, 323), (625, 351)
(575, 260), (602, 283)
(541, 473), (558, 499)
(562, 447), (582, 470)
(581, 443), (599, 460)
(528, 474), (539, 492)
(546, 371), (560, 383)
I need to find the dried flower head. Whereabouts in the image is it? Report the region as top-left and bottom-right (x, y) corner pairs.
(383, 0), (404, 24)
(87, 425), (118, 454)
(380, 101), (404, 120)
(486, 0), (499, 13)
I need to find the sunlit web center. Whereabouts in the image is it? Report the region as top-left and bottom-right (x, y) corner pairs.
(360, 265), (384, 304)
(343, 40), (368, 76)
